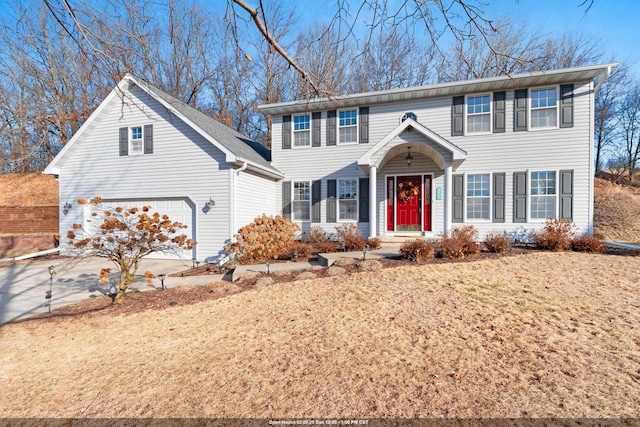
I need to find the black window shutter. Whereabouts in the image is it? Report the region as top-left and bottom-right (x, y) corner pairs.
(327, 179), (337, 222)
(359, 178), (369, 223)
(560, 84), (574, 128)
(312, 112), (321, 147)
(119, 127), (128, 156)
(311, 180), (321, 223)
(359, 107), (369, 144)
(513, 172), (527, 223)
(282, 115), (291, 149)
(327, 110), (337, 146)
(452, 174), (464, 223)
(451, 96), (464, 136)
(143, 124), (153, 154)
(559, 170), (573, 220)
(282, 181), (292, 219)
(492, 173), (506, 223)
(493, 91), (506, 133)
(514, 89), (528, 132)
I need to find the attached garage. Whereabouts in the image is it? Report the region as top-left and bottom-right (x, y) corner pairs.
(84, 198), (196, 260)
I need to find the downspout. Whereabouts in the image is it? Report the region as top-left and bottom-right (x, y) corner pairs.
(232, 159), (248, 239)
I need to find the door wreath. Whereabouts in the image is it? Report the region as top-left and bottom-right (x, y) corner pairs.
(398, 181), (420, 202)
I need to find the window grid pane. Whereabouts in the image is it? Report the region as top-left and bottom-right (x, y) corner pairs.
(293, 182), (310, 221)
(131, 127), (143, 153)
(530, 171), (556, 219)
(531, 89), (557, 128)
(466, 174), (490, 219)
(467, 95), (490, 133)
(339, 110), (357, 143)
(294, 131), (310, 147)
(338, 179), (358, 221)
(293, 114), (311, 147)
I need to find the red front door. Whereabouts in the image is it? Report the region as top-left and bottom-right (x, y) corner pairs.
(423, 176), (432, 231)
(396, 175), (421, 231)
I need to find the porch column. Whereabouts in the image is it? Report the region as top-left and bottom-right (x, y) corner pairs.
(444, 161), (452, 233)
(369, 165), (377, 238)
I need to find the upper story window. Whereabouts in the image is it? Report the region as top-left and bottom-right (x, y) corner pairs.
(339, 109), (358, 143)
(293, 181), (311, 221)
(530, 171), (556, 219)
(531, 88), (557, 128)
(293, 114), (311, 147)
(466, 95), (490, 134)
(338, 178), (358, 221)
(466, 173), (490, 220)
(130, 126), (143, 155)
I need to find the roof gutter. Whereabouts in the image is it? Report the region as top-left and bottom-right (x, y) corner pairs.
(236, 157), (284, 180)
(594, 65), (613, 94)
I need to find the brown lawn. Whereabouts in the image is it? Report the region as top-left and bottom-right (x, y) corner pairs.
(1, 251), (639, 418)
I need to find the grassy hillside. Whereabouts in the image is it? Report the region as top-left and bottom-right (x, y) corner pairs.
(1, 252), (639, 418)
(594, 177), (640, 244)
(0, 173), (58, 206)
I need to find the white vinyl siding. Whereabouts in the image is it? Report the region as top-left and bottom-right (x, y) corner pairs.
(531, 88), (557, 128)
(293, 114), (310, 147)
(466, 173), (490, 220)
(530, 171), (557, 219)
(466, 95), (490, 133)
(339, 109), (358, 143)
(130, 126), (143, 154)
(293, 181), (311, 221)
(338, 178), (358, 221)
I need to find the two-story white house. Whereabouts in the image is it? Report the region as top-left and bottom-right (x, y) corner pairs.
(45, 63), (617, 260)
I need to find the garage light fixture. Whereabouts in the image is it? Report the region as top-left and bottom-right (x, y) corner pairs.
(63, 202), (72, 214)
(205, 198), (215, 208)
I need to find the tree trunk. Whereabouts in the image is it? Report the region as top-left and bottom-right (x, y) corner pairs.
(114, 270), (131, 304)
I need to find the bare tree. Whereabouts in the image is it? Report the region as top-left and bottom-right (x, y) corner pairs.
(595, 64), (629, 174)
(616, 84), (640, 185)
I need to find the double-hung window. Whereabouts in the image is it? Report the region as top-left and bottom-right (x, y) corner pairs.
(466, 95), (490, 133)
(531, 88), (557, 128)
(466, 174), (490, 220)
(338, 179), (358, 221)
(293, 114), (311, 147)
(530, 171), (556, 219)
(339, 109), (358, 143)
(130, 126), (143, 154)
(293, 181), (311, 221)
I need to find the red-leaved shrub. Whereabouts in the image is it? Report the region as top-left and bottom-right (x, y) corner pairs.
(400, 239), (434, 263)
(335, 223), (366, 251)
(484, 231), (511, 253)
(571, 233), (606, 253)
(533, 218), (575, 251)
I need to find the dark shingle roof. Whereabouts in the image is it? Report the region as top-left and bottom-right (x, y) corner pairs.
(132, 76), (277, 172)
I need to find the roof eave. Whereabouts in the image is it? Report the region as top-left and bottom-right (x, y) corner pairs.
(259, 63), (620, 115)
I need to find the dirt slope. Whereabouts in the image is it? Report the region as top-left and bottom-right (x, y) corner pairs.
(594, 177), (640, 244)
(0, 173), (58, 206)
(1, 252), (639, 418)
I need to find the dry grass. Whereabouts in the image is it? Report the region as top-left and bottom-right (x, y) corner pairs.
(1, 252), (639, 418)
(594, 177), (640, 244)
(0, 173), (58, 206)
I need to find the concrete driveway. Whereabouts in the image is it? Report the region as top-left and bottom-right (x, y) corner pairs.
(0, 257), (198, 324)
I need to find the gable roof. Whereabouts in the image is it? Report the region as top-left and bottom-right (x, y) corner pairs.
(258, 63), (618, 116)
(44, 74), (281, 178)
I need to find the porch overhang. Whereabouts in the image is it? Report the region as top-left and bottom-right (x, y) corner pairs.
(357, 118), (467, 171)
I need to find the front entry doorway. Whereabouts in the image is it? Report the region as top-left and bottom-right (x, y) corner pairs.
(386, 175), (432, 232)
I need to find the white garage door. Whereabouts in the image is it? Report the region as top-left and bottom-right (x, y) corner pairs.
(84, 198), (195, 260)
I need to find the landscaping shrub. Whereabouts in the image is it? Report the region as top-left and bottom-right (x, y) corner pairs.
(399, 239), (434, 263)
(315, 240), (341, 253)
(280, 241), (314, 260)
(533, 218), (575, 251)
(483, 231), (511, 253)
(366, 236), (382, 250)
(436, 225), (480, 259)
(224, 214), (300, 264)
(335, 223), (366, 251)
(571, 233), (606, 253)
(308, 226), (326, 245)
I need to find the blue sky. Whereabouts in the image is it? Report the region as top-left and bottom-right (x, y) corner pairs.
(296, 0), (639, 78)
